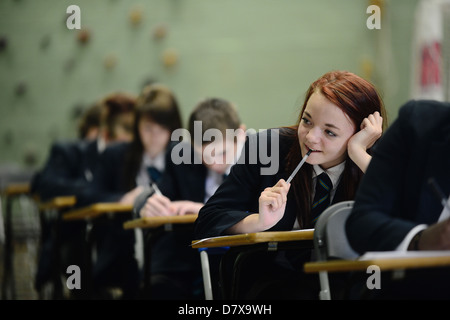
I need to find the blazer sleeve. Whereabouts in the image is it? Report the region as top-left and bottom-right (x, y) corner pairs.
(193, 132), (275, 239)
(345, 101), (421, 254)
(35, 142), (88, 201)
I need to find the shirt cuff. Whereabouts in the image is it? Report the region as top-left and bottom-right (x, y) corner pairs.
(395, 224), (428, 251)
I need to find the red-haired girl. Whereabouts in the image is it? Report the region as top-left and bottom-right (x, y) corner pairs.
(194, 70), (387, 299)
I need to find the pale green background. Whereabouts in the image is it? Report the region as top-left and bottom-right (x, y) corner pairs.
(0, 0), (419, 170)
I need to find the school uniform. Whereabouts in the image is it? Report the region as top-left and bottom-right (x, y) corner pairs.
(32, 139), (101, 201)
(134, 140), (234, 299)
(84, 141), (169, 299)
(194, 128), (351, 299)
(346, 100), (450, 299)
(32, 138), (102, 293)
(194, 128), (349, 238)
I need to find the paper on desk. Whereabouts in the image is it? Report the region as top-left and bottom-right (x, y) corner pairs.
(359, 250), (450, 260)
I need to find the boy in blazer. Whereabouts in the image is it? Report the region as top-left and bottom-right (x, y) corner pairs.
(134, 97), (246, 299)
(346, 99), (450, 299)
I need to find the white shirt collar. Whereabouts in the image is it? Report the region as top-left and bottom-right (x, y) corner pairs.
(97, 137), (106, 153)
(142, 152), (165, 172)
(312, 161), (346, 189)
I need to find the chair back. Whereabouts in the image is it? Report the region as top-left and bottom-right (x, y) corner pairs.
(313, 200), (358, 261)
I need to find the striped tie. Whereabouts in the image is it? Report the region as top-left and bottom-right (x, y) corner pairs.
(311, 172), (332, 225)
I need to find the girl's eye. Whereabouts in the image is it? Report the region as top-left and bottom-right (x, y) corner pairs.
(325, 130), (337, 137)
(301, 117), (311, 125)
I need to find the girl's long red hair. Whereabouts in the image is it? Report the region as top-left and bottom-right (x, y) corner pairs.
(284, 70), (386, 228)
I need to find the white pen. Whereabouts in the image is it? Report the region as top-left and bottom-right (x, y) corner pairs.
(286, 149), (312, 184)
(152, 182), (162, 196)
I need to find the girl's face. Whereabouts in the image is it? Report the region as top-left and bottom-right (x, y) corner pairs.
(138, 118), (171, 159)
(298, 91), (356, 170)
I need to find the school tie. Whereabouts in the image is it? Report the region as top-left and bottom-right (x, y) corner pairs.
(311, 172), (332, 225)
(146, 166), (162, 183)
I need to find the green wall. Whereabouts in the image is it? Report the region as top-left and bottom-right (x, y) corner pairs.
(0, 0), (419, 170)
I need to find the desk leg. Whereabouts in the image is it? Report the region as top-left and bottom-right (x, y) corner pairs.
(83, 221), (94, 299)
(199, 249), (213, 300)
(1, 196), (16, 300)
(142, 230), (153, 298)
(318, 271), (331, 300)
(51, 212), (63, 300)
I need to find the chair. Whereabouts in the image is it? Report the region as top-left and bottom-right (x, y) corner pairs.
(311, 200), (357, 300)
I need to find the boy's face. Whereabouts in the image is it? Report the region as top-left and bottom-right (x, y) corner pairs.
(195, 138), (238, 174)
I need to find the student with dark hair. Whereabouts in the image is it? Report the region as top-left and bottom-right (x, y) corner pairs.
(134, 97), (246, 299)
(86, 84), (183, 299)
(31, 92), (137, 297)
(193, 70), (386, 299)
(77, 102), (102, 140)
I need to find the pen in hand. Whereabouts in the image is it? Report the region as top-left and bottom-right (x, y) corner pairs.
(286, 149), (312, 184)
(428, 177), (450, 211)
(152, 182), (162, 196)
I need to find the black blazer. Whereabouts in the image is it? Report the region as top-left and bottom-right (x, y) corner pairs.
(346, 100), (450, 254)
(79, 141), (134, 206)
(134, 141), (207, 274)
(32, 139), (100, 202)
(194, 128), (348, 240)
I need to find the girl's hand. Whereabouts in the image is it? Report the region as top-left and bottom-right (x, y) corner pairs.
(347, 111), (383, 172)
(257, 179), (291, 230)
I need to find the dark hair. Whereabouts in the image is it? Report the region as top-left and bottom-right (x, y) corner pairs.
(285, 70), (386, 228)
(188, 98), (241, 146)
(123, 84), (183, 189)
(100, 92), (137, 139)
(78, 102), (102, 139)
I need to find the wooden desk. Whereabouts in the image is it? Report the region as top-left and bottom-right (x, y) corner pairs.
(63, 203), (133, 221)
(1, 183), (31, 300)
(124, 214), (198, 230)
(304, 251), (450, 274)
(2, 183), (30, 197)
(192, 229), (314, 300)
(192, 229), (314, 249)
(38, 196), (76, 211)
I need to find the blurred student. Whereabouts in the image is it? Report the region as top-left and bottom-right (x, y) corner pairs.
(77, 102), (102, 141)
(193, 70), (386, 299)
(134, 97), (246, 299)
(86, 84), (183, 299)
(31, 92), (136, 296)
(346, 99), (450, 299)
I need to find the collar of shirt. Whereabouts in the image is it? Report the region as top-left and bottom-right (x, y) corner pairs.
(312, 161), (346, 190)
(142, 152), (165, 172)
(97, 137), (106, 153)
(135, 152), (166, 187)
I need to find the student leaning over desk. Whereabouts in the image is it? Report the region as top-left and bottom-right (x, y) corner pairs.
(134, 97), (246, 299)
(193, 70), (387, 299)
(83, 83), (183, 299)
(346, 99), (450, 299)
